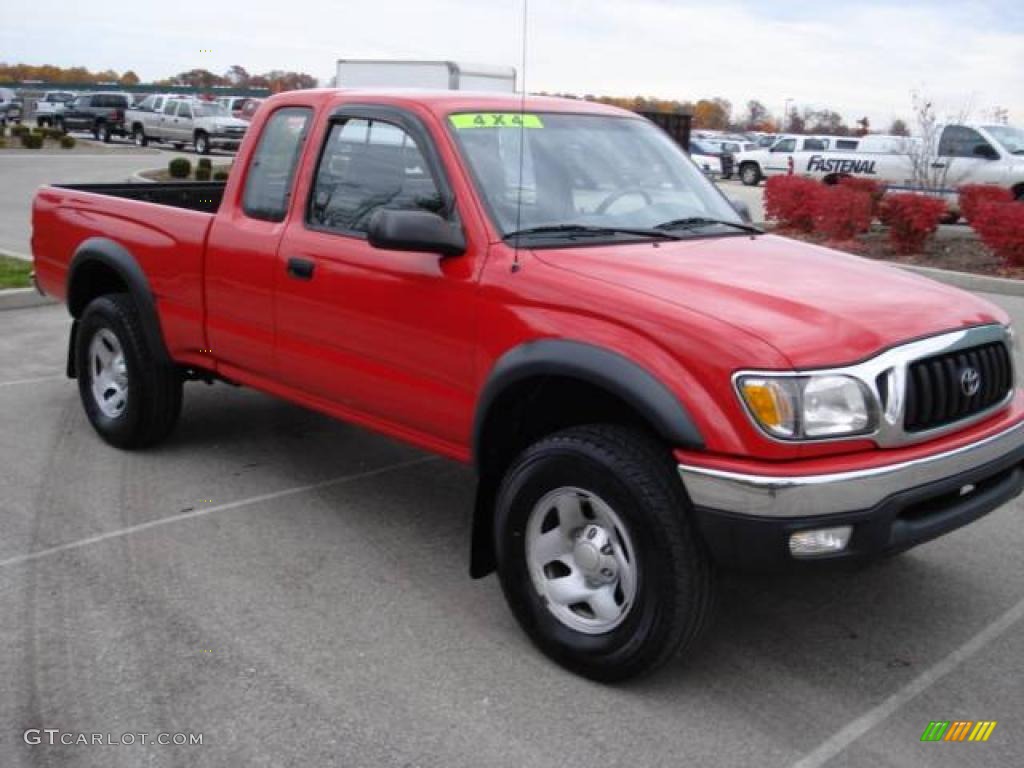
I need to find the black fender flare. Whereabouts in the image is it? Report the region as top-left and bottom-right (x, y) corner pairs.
(469, 339), (704, 577)
(473, 339), (704, 465)
(66, 237), (171, 375)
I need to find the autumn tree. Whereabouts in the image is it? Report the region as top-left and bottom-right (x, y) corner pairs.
(888, 118), (909, 136)
(119, 70), (140, 86)
(692, 98), (731, 129)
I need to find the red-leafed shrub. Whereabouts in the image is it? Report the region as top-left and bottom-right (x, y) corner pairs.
(881, 194), (947, 254)
(837, 176), (885, 216)
(764, 175), (823, 232)
(958, 184), (1013, 223)
(813, 184), (874, 242)
(971, 202), (1024, 265)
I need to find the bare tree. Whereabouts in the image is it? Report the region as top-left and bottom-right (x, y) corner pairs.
(905, 91), (971, 194)
(887, 118), (909, 136)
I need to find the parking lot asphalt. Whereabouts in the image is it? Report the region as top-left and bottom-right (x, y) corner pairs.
(2, 295), (1023, 767)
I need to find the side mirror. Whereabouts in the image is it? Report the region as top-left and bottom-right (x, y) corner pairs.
(729, 198), (753, 223)
(367, 209), (466, 257)
(973, 144), (999, 160)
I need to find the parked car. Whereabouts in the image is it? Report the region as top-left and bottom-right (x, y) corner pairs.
(134, 98), (248, 154)
(0, 88), (23, 125)
(758, 124), (1024, 202)
(735, 135), (836, 185)
(32, 89), (1024, 682)
(126, 94), (191, 147)
(34, 91), (76, 127)
(238, 98), (264, 121)
(58, 92), (132, 142)
(689, 139), (734, 179)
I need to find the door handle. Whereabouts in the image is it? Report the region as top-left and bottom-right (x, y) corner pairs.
(931, 162), (947, 169)
(286, 257), (315, 280)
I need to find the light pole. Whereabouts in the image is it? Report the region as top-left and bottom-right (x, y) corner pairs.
(783, 98), (793, 133)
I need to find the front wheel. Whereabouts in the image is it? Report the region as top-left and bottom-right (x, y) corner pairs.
(494, 425), (715, 682)
(740, 162), (762, 186)
(76, 294), (183, 449)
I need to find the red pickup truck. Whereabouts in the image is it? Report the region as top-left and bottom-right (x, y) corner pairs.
(32, 89), (1024, 681)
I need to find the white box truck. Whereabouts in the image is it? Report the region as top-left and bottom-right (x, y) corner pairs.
(335, 60), (517, 92)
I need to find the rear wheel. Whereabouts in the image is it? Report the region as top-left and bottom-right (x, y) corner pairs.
(494, 425), (715, 682)
(194, 132), (210, 154)
(740, 162), (762, 186)
(133, 126), (148, 147)
(76, 294), (183, 449)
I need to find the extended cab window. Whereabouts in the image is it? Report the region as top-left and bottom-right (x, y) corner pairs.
(242, 107), (311, 222)
(938, 126), (996, 158)
(309, 118), (445, 234)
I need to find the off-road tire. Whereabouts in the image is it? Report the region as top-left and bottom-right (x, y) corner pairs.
(494, 424), (716, 682)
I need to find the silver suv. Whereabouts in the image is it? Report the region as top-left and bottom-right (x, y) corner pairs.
(136, 98), (248, 154)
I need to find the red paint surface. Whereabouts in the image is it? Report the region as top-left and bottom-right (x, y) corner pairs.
(32, 89), (1020, 467)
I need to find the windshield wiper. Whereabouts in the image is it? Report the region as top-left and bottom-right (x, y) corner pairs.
(654, 217), (762, 235)
(505, 224), (684, 241)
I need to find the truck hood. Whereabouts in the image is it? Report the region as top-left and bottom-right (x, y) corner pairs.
(534, 234), (1007, 368)
(201, 116), (248, 130)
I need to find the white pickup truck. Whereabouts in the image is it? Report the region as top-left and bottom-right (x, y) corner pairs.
(737, 124), (1024, 201)
(735, 134), (858, 185)
(33, 91), (76, 127)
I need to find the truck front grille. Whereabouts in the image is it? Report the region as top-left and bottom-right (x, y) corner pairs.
(904, 341), (1012, 432)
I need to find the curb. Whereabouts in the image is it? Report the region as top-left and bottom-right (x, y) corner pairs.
(131, 170), (156, 184)
(0, 287), (56, 311)
(897, 264), (1024, 298)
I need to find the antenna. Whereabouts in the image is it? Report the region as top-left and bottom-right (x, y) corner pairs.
(511, 0), (528, 273)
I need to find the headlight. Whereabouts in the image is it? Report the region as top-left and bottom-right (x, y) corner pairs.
(737, 374), (876, 440)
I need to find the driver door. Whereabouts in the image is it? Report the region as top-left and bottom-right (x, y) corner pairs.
(274, 107), (481, 450)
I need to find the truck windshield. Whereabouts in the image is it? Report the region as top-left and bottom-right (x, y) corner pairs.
(986, 125), (1024, 155)
(194, 103), (229, 117)
(448, 112), (743, 238)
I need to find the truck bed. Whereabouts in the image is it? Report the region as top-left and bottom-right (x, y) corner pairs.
(33, 182), (220, 357)
(53, 181), (226, 214)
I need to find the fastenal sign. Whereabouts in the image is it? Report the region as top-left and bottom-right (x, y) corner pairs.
(920, 720), (997, 742)
(805, 155), (878, 175)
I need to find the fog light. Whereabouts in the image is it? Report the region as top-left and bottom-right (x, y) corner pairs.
(789, 526), (852, 557)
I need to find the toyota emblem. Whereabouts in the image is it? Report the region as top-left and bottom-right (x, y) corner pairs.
(960, 367), (981, 397)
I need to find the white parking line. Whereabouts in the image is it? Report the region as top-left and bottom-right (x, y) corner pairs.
(0, 456), (436, 570)
(0, 374), (64, 388)
(790, 594), (1024, 768)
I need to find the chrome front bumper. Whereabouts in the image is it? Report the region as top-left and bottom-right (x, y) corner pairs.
(678, 419), (1024, 518)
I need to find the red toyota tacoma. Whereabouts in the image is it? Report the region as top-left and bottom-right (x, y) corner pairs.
(32, 90), (1024, 681)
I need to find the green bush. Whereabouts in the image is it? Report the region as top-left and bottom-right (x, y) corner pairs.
(168, 157), (192, 179)
(0, 138), (7, 149)
(195, 166), (212, 181)
(60, 135), (76, 149)
(213, 169), (230, 181)
(11, 124), (29, 137)
(45, 127), (65, 141)
(0, 124), (6, 138)
(197, 157), (212, 172)
(20, 132), (44, 149)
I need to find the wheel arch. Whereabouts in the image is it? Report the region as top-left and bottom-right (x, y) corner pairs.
(66, 238), (171, 375)
(468, 339), (704, 577)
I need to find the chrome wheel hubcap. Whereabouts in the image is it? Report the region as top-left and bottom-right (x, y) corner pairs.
(89, 328), (129, 418)
(525, 487), (637, 634)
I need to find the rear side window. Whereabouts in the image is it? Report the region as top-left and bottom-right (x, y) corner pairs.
(163, 101), (177, 116)
(177, 102), (193, 118)
(308, 118), (444, 235)
(803, 138), (826, 151)
(242, 107), (312, 222)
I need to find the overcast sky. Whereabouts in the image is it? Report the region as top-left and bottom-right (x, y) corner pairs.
(2, 0), (1021, 127)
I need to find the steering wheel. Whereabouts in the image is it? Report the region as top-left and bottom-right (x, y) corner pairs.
(595, 188), (653, 215)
